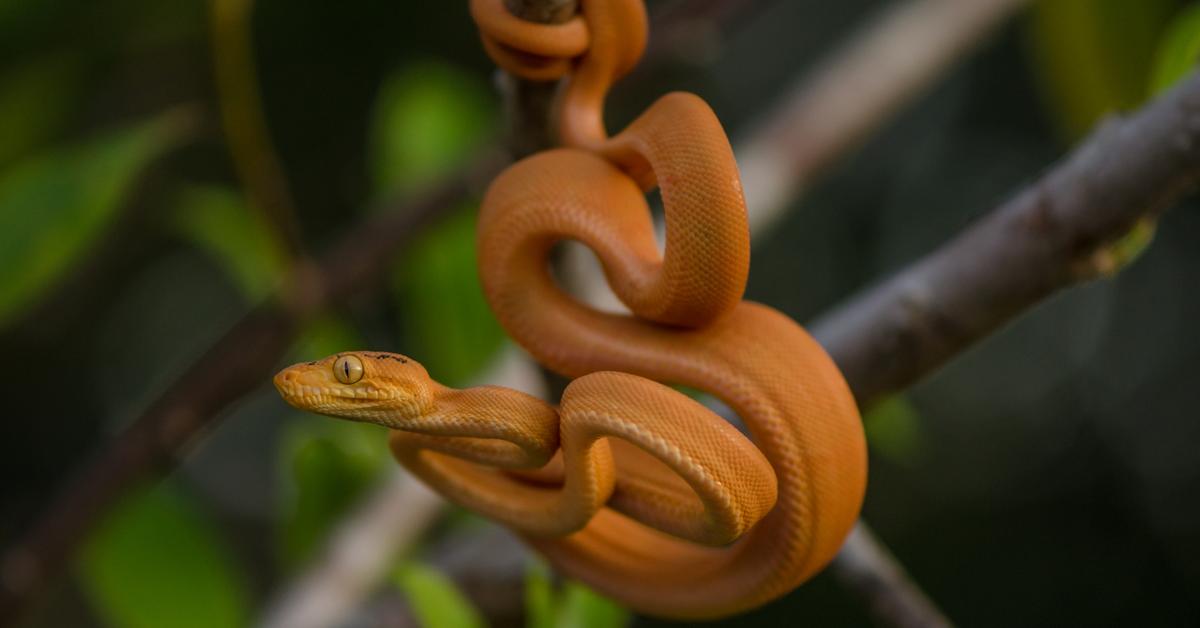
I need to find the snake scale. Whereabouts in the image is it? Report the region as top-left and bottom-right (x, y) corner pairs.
(275, 0), (867, 619)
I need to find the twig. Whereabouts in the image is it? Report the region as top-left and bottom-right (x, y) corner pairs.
(211, 0), (305, 258)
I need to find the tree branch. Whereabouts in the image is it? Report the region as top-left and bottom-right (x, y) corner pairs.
(810, 73), (1200, 405)
(416, 69), (1200, 628)
(259, 0), (1042, 625)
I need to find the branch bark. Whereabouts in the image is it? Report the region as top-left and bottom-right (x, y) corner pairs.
(810, 73), (1200, 405)
(261, 0), (1041, 626)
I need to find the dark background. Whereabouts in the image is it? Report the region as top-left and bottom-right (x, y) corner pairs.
(1, 0), (1198, 626)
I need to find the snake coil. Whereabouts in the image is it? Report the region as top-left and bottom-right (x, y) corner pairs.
(276, 0), (867, 619)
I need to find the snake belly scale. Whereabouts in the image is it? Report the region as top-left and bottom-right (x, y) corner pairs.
(275, 0), (867, 619)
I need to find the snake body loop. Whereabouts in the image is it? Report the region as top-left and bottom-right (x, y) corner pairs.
(276, 0), (866, 619)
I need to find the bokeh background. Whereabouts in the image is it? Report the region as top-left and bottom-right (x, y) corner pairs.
(2, 0), (1199, 626)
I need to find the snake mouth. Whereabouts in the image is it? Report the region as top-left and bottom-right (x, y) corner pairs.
(275, 382), (398, 403)
(273, 370), (400, 414)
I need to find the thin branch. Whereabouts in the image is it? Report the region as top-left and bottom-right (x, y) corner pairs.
(211, 0), (305, 258)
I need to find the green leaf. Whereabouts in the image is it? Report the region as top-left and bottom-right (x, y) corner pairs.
(369, 60), (495, 196)
(524, 560), (628, 628)
(1028, 0), (1177, 140)
(394, 562), (486, 628)
(1149, 3), (1200, 94)
(525, 560), (557, 628)
(79, 481), (247, 628)
(280, 433), (381, 567)
(556, 582), (628, 628)
(0, 111), (191, 326)
(864, 396), (925, 468)
(395, 207), (505, 386)
(173, 184), (289, 301)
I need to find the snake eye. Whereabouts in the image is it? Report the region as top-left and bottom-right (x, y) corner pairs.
(333, 355), (364, 384)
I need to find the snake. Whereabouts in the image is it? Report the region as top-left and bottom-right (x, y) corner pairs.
(274, 0), (867, 620)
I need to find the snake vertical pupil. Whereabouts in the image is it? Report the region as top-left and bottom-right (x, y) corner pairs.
(333, 355), (364, 384)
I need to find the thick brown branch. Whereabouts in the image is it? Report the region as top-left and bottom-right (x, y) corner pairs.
(811, 72), (1200, 406)
(811, 72), (1200, 628)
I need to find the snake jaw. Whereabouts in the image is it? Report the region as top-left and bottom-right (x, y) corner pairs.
(273, 351), (435, 426)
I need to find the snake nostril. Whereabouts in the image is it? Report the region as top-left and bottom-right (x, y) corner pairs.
(273, 371), (294, 391)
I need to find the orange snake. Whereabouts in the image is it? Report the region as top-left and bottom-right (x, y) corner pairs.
(274, 0), (866, 619)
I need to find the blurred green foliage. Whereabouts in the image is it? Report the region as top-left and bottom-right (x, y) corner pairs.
(864, 396), (924, 468)
(0, 112), (188, 327)
(395, 207), (506, 386)
(374, 61), (506, 386)
(79, 482), (247, 628)
(1150, 2), (1200, 94)
(3, 1), (1197, 627)
(1028, 0), (1177, 139)
(526, 561), (629, 628)
(395, 562), (487, 628)
(173, 185), (289, 301)
(370, 61), (496, 197)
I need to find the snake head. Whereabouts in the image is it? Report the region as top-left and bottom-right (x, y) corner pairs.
(273, 351), (436, 427)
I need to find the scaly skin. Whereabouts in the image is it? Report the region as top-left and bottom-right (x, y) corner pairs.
(274, 0), (867, 619)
